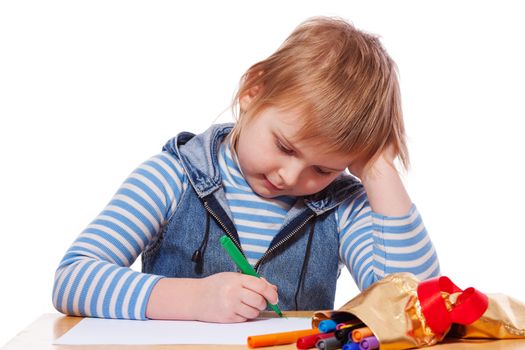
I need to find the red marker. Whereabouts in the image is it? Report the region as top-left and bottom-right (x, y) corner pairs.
(296, 332), (334, 349)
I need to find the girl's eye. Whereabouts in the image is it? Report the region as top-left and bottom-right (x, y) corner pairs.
(314, 166), (332, 176)
(276, 140), (294, 155)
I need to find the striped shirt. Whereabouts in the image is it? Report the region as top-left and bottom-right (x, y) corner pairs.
(53, 139), (439, 320)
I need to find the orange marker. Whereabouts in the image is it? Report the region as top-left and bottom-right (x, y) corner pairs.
(247, 328), (320, 348)
(351, 326), (374, 343)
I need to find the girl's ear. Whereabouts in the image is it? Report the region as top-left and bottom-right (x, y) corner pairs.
(240, 85), (261, 111)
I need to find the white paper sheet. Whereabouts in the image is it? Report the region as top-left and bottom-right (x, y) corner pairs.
(54, 317), (312, 345)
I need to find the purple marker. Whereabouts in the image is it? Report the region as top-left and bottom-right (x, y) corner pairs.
(359, 335), (379, 350)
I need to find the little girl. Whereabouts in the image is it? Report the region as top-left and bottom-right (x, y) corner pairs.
(53, 16), (439, 323)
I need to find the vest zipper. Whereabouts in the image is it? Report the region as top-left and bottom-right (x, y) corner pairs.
(205, 199), (316, 273)
(254, 213), (315, 271)
(203, 200), (244, 256)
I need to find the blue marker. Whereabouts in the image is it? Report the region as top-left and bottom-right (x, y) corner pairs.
(342, 342), (360, 350)
(318, 319), (338, 333)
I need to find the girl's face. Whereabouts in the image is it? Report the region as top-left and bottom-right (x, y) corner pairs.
(235, 106), (354, 198)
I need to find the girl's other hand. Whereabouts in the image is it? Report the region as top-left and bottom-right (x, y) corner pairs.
(194, 272), (279, 323)
(348, 143), (396, 181)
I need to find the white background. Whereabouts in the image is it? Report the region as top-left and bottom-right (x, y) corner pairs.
(1, 1), (524, 346)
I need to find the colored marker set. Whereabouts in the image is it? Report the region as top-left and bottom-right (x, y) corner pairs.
(309, 274), (525, 349)
(298, 319), (379, 350)
(247, 317), (379, 349)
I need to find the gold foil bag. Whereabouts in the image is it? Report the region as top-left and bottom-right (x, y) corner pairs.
(312, 273), (525, 349)
(449, 293), (525, 339)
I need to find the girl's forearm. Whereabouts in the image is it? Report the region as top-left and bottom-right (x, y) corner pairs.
(145, 277), (201, 320)
(360, 158), (412, 216)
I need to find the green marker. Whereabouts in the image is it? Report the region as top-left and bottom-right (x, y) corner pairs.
(219, 235), (283, 317)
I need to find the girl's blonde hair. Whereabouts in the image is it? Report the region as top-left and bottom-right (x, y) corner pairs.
(230, 16), (409, 172)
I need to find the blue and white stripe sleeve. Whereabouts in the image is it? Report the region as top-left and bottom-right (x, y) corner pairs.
(337, 188), (440, 291)
(52, 152), (187, 320)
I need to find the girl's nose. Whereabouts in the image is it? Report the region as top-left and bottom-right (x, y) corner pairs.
(277, 162), (303, 188)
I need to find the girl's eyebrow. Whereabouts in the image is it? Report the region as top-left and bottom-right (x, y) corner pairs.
(275, 131), (346, 172)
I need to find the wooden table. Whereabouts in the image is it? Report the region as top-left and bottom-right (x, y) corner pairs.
(2, 313), (525, 350)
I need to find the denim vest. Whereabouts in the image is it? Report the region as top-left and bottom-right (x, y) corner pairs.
(142, 123), (363, 310)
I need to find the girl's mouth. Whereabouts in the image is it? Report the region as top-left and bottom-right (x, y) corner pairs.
(263, 175), (283, 191)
